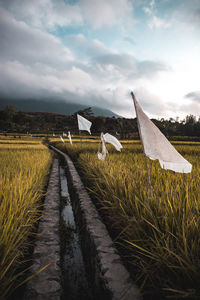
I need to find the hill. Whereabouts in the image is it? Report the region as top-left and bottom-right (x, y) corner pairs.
(0, 98), (121, 118)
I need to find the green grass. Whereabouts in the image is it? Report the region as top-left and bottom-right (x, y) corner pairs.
(51, 137), (200, 299)
(0, 138), (52, 299)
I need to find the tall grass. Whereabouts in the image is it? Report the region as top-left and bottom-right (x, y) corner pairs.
(51, 138), (200, 299)
(0, 139), (52, 299)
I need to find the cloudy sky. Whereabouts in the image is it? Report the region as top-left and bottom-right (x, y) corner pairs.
(0, 0), (200, 118)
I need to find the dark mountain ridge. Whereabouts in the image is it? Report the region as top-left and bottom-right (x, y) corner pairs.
(0, 98), (121, 118)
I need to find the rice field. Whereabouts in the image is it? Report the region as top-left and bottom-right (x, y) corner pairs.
(51, 137), (200, 299)
(0, 137), (52, 299)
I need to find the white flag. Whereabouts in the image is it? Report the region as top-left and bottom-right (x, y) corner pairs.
(97, 133), (108, 161)
(77, 114), (92, 134)
(103, 133), (123, 151)
(68, 131), (72, 145)
(132, 93), (192, 173)
(60, 136), (65, 143)
(63, 132), (67, 137)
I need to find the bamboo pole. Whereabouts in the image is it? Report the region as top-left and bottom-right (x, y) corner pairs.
(77, 114), (82, 147)
(79, 129), (82, 147)
(131, 91), (153, 197)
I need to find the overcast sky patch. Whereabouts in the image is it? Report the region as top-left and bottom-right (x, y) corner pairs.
(0, 0), (200, 118)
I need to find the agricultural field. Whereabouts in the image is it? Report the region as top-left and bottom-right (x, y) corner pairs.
(51, 137), (200, 299)
(0, 136), (52, 299)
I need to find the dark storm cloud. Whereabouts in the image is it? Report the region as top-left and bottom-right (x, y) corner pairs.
(185, 91), (200, 102)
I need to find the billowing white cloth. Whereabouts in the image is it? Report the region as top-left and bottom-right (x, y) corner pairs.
(63, 132), (67, 137)
(103, 133), (123, 152)
(60, 136), (65, 143)
(77, 114), (92, 134)
(133, 95), (192, 173)
(68, 131), (72, 145)
(97, 133), (108, 161)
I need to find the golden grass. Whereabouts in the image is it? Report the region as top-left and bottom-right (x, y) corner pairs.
(0, 140), (42, 144)
(51, 138), (200, 299)
(0, 138), (52, 299)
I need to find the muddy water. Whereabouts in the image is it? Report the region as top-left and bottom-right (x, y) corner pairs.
(59, 165), (92, 300)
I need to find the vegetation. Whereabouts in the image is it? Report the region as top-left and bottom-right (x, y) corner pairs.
(0, 137), (52, 299)
(2, 132), (200, 299)
(1, 107), (200, 140)
(51, 137), (200, 299)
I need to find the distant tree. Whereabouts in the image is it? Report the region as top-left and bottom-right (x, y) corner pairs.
(169, 117), (175, 123)
(5, 105), (15, 113)
(13, 111), (26, 123)
(185, 114), (196, 125)
(92, 116), (106, 133)
(74, 107), (93, 118)
(184, 115), (197, 136)
(1, 106), (15, 121)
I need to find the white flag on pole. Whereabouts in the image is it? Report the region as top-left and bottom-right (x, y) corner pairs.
(97, 133), (108, 161)
(68, 131), (72, 145)
(132, 93), (192, 173)
(60, 136), (65, 143)
(103, 133), (123, 151)
(77, 114), (92, 134)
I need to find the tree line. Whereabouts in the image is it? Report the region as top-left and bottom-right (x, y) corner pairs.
(0, 106), (200, 140)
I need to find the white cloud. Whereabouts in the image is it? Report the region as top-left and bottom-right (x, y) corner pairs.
(133, 87), (172, 117)
(145, 0), (200, 33)
(93, 53), (169, 81)
(164, 1), (200, 36)
(143, 6), (152, 15)
(0, 60), (94, 97)
(80, 0), (134, 29)
(148, 16), (171, 29)
(143, 0), (155, 16)
(0, 0), (135, 30)
(0, 0), (83, 30)
(63, 34), (113, 60)
(179, 92), (200, 117)
(0, 7), (74, 67)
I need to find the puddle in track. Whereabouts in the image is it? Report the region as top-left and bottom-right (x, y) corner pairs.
(60, 165), (92, 300)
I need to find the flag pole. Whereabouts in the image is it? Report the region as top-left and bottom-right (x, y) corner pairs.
(79, 129), (82, 147)
(131, 91), (153, 197)
(77, 114), (82, 147)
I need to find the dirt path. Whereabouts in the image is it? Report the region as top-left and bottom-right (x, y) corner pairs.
(24, 159), (61, 300)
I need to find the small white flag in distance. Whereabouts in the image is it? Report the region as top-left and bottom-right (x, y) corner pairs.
(103, 133), (123, 151)
(131, 92), (192, 173)
(68, 131), (72, 145)
(60, 136), (65, 143)
(77, 114), (92, 134)
(97, 133), (108, 161)
(53, 133), (55, 136)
